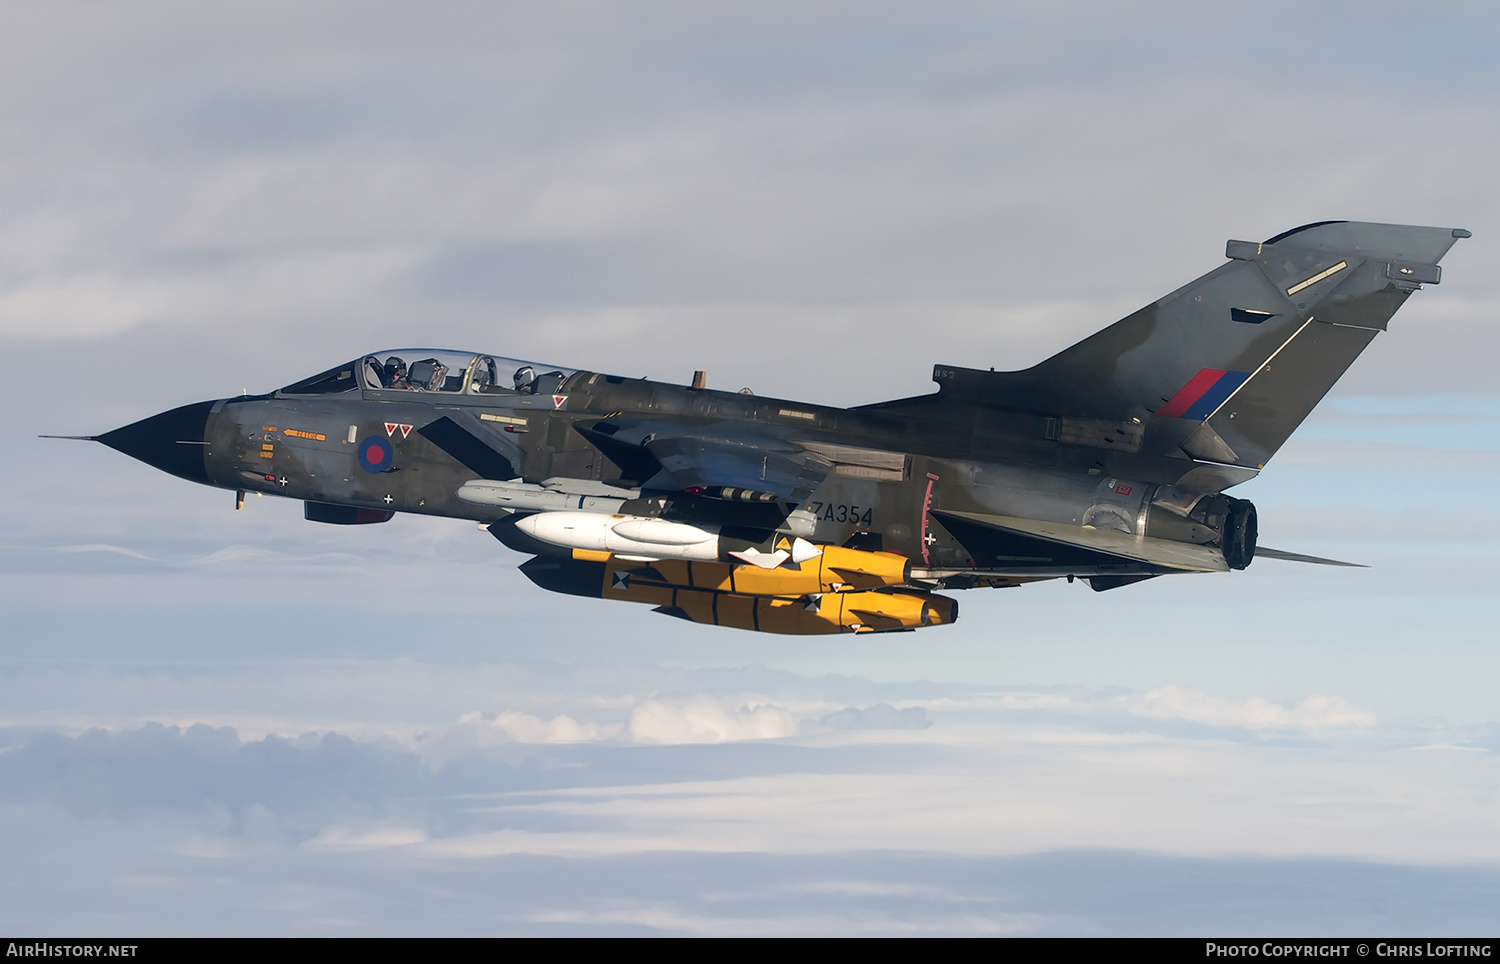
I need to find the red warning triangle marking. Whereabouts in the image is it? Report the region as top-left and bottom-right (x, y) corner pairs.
(399, 424), (413, 438)
(384, 422), (399, 437)
(552, 394), (568, 409)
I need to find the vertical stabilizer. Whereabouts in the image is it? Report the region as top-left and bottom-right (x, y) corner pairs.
(900, 221), (1467, 473)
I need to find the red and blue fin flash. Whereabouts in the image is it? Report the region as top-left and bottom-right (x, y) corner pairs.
(1156, 369), (1250, 420)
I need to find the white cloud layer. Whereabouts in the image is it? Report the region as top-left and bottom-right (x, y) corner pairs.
(2, 665), (1498, 934)
(1125, 686), (1378, 731)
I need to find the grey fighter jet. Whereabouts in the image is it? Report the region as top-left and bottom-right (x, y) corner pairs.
(61, 220), (1468, 634)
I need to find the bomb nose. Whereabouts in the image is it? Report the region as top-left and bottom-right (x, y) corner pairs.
(96, 400), (217, 485)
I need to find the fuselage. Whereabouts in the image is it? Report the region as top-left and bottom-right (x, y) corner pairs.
(114, 349), (1220, 582)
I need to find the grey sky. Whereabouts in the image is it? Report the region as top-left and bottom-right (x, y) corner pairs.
(1, 0), (1498, 935)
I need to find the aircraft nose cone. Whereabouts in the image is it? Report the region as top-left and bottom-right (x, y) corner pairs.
(97, 400), (217, 485)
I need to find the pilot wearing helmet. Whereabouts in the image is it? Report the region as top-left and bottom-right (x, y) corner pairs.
(381, 356), (408, 389)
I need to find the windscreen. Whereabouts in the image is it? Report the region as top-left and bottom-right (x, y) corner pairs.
(361, 350), (575, 395)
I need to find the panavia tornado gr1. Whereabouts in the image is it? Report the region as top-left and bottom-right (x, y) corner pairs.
(64, 220), (1468, 634)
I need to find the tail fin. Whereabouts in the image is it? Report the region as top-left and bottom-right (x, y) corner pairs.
(881, 221), (1467, 479)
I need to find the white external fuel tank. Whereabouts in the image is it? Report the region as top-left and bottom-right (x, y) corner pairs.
(514, 511), (722, 562)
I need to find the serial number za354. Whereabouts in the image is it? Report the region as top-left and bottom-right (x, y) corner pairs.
(806, 502), (874, 526)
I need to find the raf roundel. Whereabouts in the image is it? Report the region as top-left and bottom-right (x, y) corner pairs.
(357, 436), (394, 473)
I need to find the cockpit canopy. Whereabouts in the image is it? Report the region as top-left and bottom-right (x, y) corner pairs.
(279, 350), (577, 397)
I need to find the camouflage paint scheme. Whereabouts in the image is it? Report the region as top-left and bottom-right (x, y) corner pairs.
(83, 221), (1469, 633)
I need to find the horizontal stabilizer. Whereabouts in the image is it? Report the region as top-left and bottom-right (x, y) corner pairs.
(1255, 546), (1366, 568)
(937, 509), (1228, 573)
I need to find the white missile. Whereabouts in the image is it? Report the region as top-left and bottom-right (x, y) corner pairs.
(514, 511), (721, 561)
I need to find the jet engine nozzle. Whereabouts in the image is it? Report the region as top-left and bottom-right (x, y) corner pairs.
(1221, 497), (1257, 570)
(1188, 494), (1258, 570)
